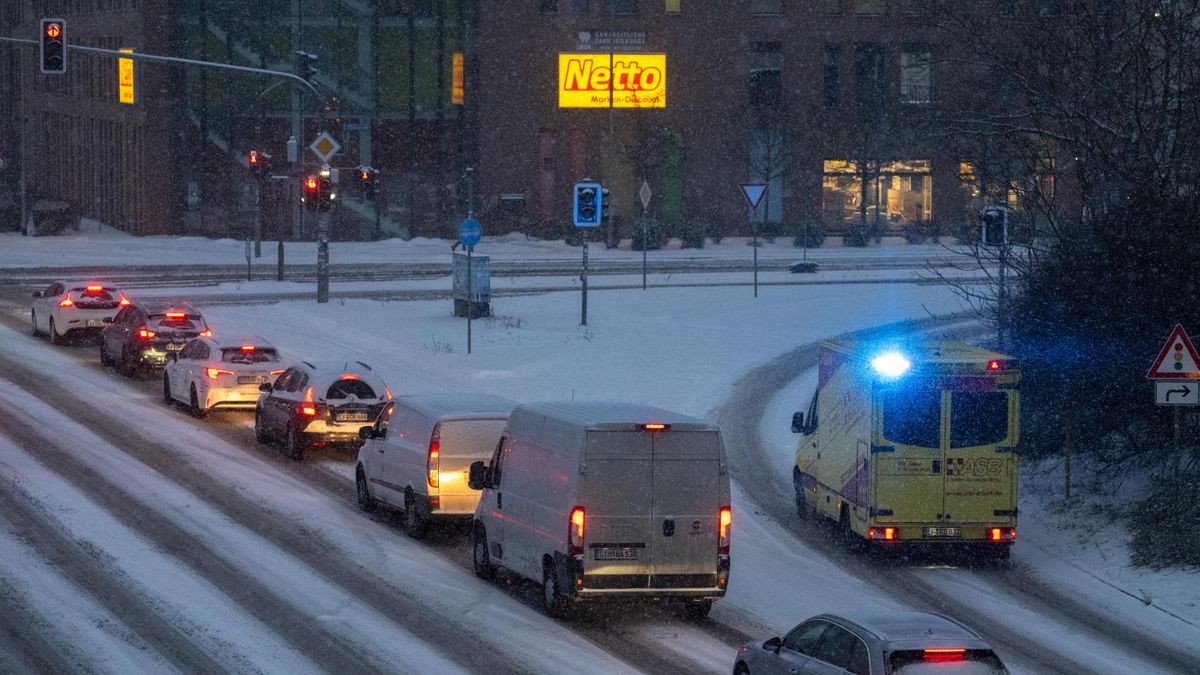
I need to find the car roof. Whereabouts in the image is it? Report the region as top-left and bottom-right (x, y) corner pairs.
(815, 611), (984, 643)
(295, 360), (388, 394)
(395, 393), (518, 418)
(516, 401), (717, 431)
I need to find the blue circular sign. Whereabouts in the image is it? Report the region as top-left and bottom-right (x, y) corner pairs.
(458, 218), (483, 248)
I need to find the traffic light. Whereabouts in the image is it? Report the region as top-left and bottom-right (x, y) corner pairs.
(40, 18), (67, 75)
(601, 188), (611, 222)
(980, 205), (1008, 246)
(303, 175), (320, 211)
(357, 166), (379, 200)
(573, 181), (602, 228)
(247, 150), (261, 176)
(318, 177), (333, 212)
(295, 50), (318, 81)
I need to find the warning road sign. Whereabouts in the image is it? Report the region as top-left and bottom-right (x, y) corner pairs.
(1147, 324), (1200, 380)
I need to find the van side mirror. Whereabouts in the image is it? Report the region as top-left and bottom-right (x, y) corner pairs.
(763, 637), (782, 654)
(791, 412), (804, 433)
(468, 461), (487, 490)
(359, 427), (374, 440)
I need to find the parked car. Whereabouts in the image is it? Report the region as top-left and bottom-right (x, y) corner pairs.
(468, 401), (731, 618)
(163, 335), (285, 418)
(31, 281), (129, 344)
(255, 360), (392, 460)
(356, 393), (518, 537)
(733, 611), (1009, 675)
(100, 300), (212, 376)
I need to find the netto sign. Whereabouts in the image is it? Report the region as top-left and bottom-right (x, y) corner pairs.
(558, 53), (667, 108)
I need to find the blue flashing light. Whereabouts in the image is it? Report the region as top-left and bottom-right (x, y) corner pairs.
(871, 352), (912, 378)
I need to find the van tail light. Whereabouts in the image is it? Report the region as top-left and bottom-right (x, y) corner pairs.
(198, 329), (213, 337)
(868, 526), (899, 541)
(989, 527), (1016, 542)
(205, 367), (234, 380)
(136, 326), (156, 339)
(718, 506), (732, 555)
(58, 295), (75, 307)
(924, 648), (967, 663)
(568, 506), (586, 556)
(427, 424), (441, 488)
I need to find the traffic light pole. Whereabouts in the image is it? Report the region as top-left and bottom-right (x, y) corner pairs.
(581, 233), (589, 327)
(317, 212), (330, 303)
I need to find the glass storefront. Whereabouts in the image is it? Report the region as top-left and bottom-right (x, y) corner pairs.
(822, 159), (932, 230)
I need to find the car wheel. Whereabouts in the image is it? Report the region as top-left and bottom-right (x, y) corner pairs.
(473, 525), (495, 581)
(254, 409), (271, 445)
(794, 473), (810, 520)
(542, 561), (570, 618)
(99, 340), (110, 367)
(284, 423), (305, 461)
(840, 507), (867, 554)
(681, 599), (713, 620)
(356, 465), (377, 513)
(403, 492), (426, 538)
(162, 374), (173, 405)
(733, 662), (750, 675)
(31, 310), (41, 337)
(189, 385), (207, 419)
(118, 346), (136, 377)
(48, 317), (61, 345)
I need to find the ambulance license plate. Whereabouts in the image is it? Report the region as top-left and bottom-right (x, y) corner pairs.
(594, 548), (639, 561)
(924, 527), (961, 538)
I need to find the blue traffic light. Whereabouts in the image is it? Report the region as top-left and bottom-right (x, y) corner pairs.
(573, 181), (603, 228)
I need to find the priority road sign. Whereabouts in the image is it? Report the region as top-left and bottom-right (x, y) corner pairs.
(1147, 324), (1200, 380)
(309, 131), (340, 164)
(1156, 381), (1199, 406)
(741, 183), (767, 211)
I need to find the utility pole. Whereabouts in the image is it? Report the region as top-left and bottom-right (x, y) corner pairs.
(291, 0), (303, 240)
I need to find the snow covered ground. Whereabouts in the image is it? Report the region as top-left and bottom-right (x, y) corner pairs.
(1, 231), (1197, 673)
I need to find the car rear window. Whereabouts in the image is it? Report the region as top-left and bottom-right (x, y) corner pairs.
(220, 347), (279, 364)
(950, 392), (1010, 448)
(71, 287), (120, 307)
(880, 387), (941, 449)
(326, 379), (377, 400)
(889, 649), (1007, 674)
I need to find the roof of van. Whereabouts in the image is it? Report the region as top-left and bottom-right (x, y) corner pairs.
(395, 393), (518, 417)
(822, 338), (1012, 364)
(513, 401), (718, 432)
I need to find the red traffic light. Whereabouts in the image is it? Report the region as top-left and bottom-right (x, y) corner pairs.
(360, 170), (370, 181)
(305, 176), (319, 191)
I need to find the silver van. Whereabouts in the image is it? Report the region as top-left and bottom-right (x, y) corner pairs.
(468, 401), (732, 618)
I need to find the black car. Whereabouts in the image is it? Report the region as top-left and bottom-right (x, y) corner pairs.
(255, 360), (392, 460)
(100, 300), (212, 377)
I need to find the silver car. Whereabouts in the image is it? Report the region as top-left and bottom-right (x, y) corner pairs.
(733, 611), (1008, 675)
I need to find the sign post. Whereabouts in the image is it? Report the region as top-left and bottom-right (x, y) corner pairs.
(573, 180), (603, 326)
(741, 183), (768, 298)
(1146, 324), (1200, 476)
(639, 180), (652, 291)
(459, 218), (483, 354)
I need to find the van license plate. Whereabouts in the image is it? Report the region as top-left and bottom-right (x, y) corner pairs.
(594, 548), (639, 561)
(924, 527), (961, 538)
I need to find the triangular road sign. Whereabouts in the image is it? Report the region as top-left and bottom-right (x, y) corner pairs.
(1147, 324), (1200, 379)
(741, 183), (768, 211)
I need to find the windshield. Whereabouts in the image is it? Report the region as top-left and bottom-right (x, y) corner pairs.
(880, 387), (941, 449)
(950, 392), (1010, 448)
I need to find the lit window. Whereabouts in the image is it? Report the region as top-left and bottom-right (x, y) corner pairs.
(665, 0), (681, 12)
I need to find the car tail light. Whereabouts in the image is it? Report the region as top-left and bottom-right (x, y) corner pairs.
(86, 284), (103, 292)
(199, 329), (213, 337)
(718, 506), (732, 555)
(924, 648), (967, 663)
(58, 295), (74, 307)
(240, 344), (256, 352)
(642, 422), (670, 431)
(136, 326), (156, 339)
(340, 373), (359, 381)
(205, 367), (234, 380)
(384, 385), (393, 400)
(568, 506), (586, 556)
(427, 424), (441, 488)
(119, 295), (131, 306)
(269, 369), (285, 376)
(868, 526), (899, 541)
(989, 527), (1016, 542)
(165, 311), (186, 320)
(300, 386), (318, 416)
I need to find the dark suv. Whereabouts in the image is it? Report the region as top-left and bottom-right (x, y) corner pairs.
(100, 300), (212, 376)
(255, 360), (392, 460)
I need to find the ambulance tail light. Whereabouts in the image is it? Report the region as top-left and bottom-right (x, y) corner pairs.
(568, 506), (586, 556)
(989, 527), (1016, 542)
(924, 648), (967, 663)
(868, 526), (899, 541)
(718, 506), (732, 555)
(427, 424), (441, 488)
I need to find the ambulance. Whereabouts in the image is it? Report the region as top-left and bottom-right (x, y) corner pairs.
(791, 338), (1020, 558)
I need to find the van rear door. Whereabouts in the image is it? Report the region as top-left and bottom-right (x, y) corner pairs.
(943, 390), (1017, 523)
(873, 386), (945, 524)
(650, 430), (722, 583)
(436, 418), (508, 513)
(579, 432), (654, 579)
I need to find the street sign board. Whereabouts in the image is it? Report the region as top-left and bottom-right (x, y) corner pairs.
(1156, 381), (1199, 406)
(459, 218), (482, 248)
(1147, 324), (1200, 380)
(639, 181), (652, 210)
(118, 48), (135, 104)
(741, 183), (767, 211)
(309, 131), (341, 164)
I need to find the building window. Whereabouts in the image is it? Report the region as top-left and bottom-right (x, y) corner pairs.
(1037, 0), (1061, 15)
(855, 0), (886, 15)
(605, 0), (637, 13)
(665, 0), (681, 11)
(571, 0), (590, 12)
(823, 160), (932, 230)
(750, 42), (783, 108)
(823, 0), (841, 13)
(900, 47), (930, 104)
(854, 43), (886, 112)
(997, 0), (1015, 15)
(751, 0), (784, 15)
(824, 44), (841, 107)
(901, 0), (929, 15)
(541, 0), (558, 12)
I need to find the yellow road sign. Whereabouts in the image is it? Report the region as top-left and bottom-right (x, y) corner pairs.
(118, 48), (134, 105)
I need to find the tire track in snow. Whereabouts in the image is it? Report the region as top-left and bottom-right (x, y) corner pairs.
(0, 568), (81, 674)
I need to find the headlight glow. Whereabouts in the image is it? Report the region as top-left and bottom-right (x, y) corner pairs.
(871, 352), (912, 378)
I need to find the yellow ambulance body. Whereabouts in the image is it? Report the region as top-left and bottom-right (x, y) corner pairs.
(791, 338), (1020, 557)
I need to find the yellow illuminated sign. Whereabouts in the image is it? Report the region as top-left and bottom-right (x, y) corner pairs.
(118, 48), (135, 105)
(558, 53), (666, 108)
(452, 52), (464, 105)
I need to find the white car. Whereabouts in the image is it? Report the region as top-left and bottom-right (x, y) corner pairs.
(163, 335), (285, 418)
(31, 281), (129, 344)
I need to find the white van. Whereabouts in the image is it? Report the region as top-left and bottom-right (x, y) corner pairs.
(356, 393), (517, 537)
(468, 401), (731, 618)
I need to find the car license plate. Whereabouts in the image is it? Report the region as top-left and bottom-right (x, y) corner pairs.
(924, 527), (961, 538)
(86, 319), (106, 327)
(593, 548), (639, 561)
(238, 375), (268, 385)
(166, 343), (185, 351)
(335, 411), (369, 422)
